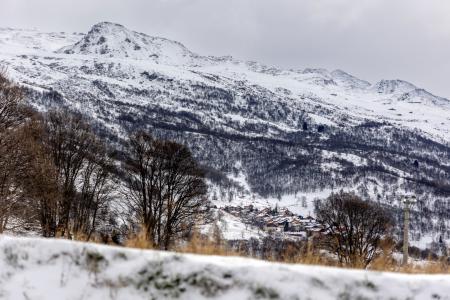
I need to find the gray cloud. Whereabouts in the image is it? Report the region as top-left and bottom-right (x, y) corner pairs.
(2, 0), (450, 97)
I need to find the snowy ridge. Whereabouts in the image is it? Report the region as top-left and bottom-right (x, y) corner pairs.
(371, 79), (417, 95)
(1, 235), (450, 300)
(330, 69), (371, 89)
(58, 22), (209, 66)
(398, 88), (450, 106)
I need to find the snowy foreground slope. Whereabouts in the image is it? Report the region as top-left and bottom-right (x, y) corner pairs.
(0, 235), (449, 300)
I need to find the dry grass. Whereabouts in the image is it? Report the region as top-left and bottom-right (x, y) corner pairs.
(370, 242), (450, 274)
(73, 227), (450, 274)
(124, 228), (153, 249)
(293, 251), (338, 267)
(398, 259), (450, 274)
(175, 229), (241, 257)
(290, 248), (450, 274)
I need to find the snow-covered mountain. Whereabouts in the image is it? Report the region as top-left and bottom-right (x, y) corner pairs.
(57, 22), (208, 66)
(2, 22), (449, 141)
(1, 22), (449, 247)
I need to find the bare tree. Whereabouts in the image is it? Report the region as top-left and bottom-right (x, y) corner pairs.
(43, 109), (114, 238)
(315, 191), (393, 268)
(0, 67), (25, 132)
(19, 118), (61, 237)
(124, 132), (208, 249)
(123, 132), (161, 243)
(0, 69), (27, 233)
(73, 140), (116, 240)
(0, 133), (23, 232)
(159, 140), (208, 250)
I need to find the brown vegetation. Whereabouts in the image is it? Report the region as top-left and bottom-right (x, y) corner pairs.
(0, 69), (118, 238)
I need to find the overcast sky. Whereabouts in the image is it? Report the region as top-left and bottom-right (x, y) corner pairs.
(2, 0), (450, 97)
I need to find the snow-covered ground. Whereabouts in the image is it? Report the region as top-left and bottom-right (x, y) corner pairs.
(0, 235), (449, 300)
(200, 210), (266, 241)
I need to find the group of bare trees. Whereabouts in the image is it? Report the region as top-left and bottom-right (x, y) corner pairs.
(0, 70), (208, 247)
(0, 71), (116, 238)
(123, 132), (207, 249)
(40, 110), (116, 238)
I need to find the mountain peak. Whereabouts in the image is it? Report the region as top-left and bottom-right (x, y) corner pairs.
(57, 22), (203, 65)
(86, 22), (129, 37)
(90, 21), (125, 30)
(398, 88), (450, 106)
(59, 22), (142, 57)
(331, 69), (371, 89)
(371, 79), (416, 94)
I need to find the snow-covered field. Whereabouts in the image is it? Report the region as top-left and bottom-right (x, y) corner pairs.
(1, 235), (449, 300)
